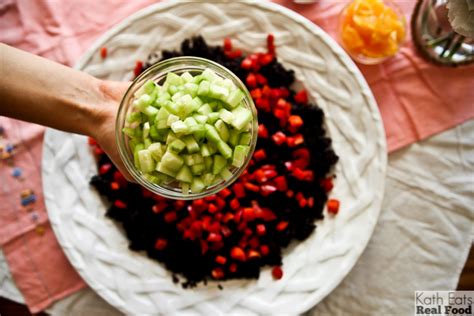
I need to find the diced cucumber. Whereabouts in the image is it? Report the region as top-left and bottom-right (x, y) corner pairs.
(215, 119), (230, 142)
(169, 139), (186, 153)
(217, 141), (233, 159)
(197, 103), (212, 116)
(181, 182), (190, 194)
(204, 124), (222, 143)
(207, 112), (220, 124)
(126, 112), (142, 123)
(202, 68), (218, 82)
(202, 173), (215, 186)
(220, 168), (233, 181)
(213, 155), (226, 175)
(193, 114), (208, 124)
(137, 149), (155, 173)
(176, 165), (192, 183)
(171, 120), (189, 134)
(156, 162), (177, 177)
(209, 83), (229, 101)
(184, 83), (198, 97)
(197, 80), (210, 96)
(165, 72), (183, 86)
(219, 109), (234, 124)
(232, 145), (249, 167)
(191, 178), (205, 193)
(183, 135), (200, 153)
(228, 129), (240, 147)
(160, 151), (184, 172)
(181, 72), (193, 83)
(167, 114), (180, 127)
(148, 142), (165, 160)
(123, 68), (256, 193)
(191, 163), (205, 175)
(204, 156), (213, 171)
(231, 106), (252, 130)
(239, 132), (252, 145)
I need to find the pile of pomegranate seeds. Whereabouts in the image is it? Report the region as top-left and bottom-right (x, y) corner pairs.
(90, 35), (339, 288)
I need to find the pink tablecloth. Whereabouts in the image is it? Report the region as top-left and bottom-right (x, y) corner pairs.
(1, 0), (473, 312)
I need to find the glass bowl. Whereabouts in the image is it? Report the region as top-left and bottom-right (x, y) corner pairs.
(116, 56), (258, 200)
(338, 0), (406, 65)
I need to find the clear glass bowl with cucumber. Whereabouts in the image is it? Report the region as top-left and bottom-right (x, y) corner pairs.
(116, 56), (258, 200)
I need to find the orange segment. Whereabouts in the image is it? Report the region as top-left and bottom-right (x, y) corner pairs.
(340, 0), (405, 59)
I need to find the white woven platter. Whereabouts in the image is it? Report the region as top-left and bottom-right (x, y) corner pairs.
(42, 1), (387, 315)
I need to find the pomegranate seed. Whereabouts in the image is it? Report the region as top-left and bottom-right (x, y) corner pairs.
(110, 182), (120, 190)
(207, 203), (217, 214)
(154, 238), (167, 250)
(327, 199), (340, 215)
(260, 245), (270, 256)
(242, 208), (255, 221)
(223, 38), (232, 51)
(234, 209), (243, 223)
(215, 213), (223, 221)
(216, 255), (227, 265)
(246, 73), (257, 88)
(294, 90), (308, 104)
(94, 147), (104, 155)
(274, 176), (288, 191)
(229, 198), (240, 210)
(231, 247), (246, 261)
(215, 197), (226, 210)
(267, 34), (274, 47)
(223, 213), (234, 223)
(218, 188), (232, 198)
(244, 182), (259, 192)
(286, 190), (294, 198)
(263, 169), (277, 179)
(232, 183), (246, 198)
(113, 171), (127, 187)
(272, 266), (283, 280)
(99, 163), (112, 175)
(261, 85), (271, 98)
(256, 224), (266, 235)
(272, 132), (287, 145)
(256, 98), (271, 112)
(307, 197), (315, 208)
(100, 47), (107, 59)
(114, 200), (127, 209)
(260, 53), (273, 66)
(241, 58), (252, 70)
(204, 195), (216, 202)
(244, 228), (253, 236)
(251, 88), (262, 99)
(320, 177), (334, 192)
(261, 185), (277, 196)
(212, 268), (224, 279)
(229, 263), (238, 273)
(294, 134), (304, 146)
(164, 212), (177, 223)
(256, 74), (268, 85)
(254, 149), (267, 162)
(248, 237), (260, 248)
(225, 49), (242, 59)
(293, 147), (310, 160)
(261, 208), (277, 221)
(200, 240), (209, 255)
(276, 221), (289, 231)
(88, 137), (97, 145)
(133, 60), (143, 77)
(221, 226), (232, 237)
(288, 115), (304, 132)
(258, 124), (269, 138)
(299, 198), (308, 208)
(248, 250), (261, 259)
(190, 221), (203, 234)
(152, 203), (166, 214)
(207, 232), (222, 243)
(209, 222), (221, 233)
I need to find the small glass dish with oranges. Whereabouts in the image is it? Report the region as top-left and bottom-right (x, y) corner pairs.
(339, 0), (406, 64)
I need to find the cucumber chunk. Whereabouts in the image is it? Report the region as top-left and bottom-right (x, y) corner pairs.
(176, 165), (192, 183)
(232, 145), (249, 168)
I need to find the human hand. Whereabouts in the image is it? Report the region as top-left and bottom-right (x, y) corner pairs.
(89, 80), (134, 181)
